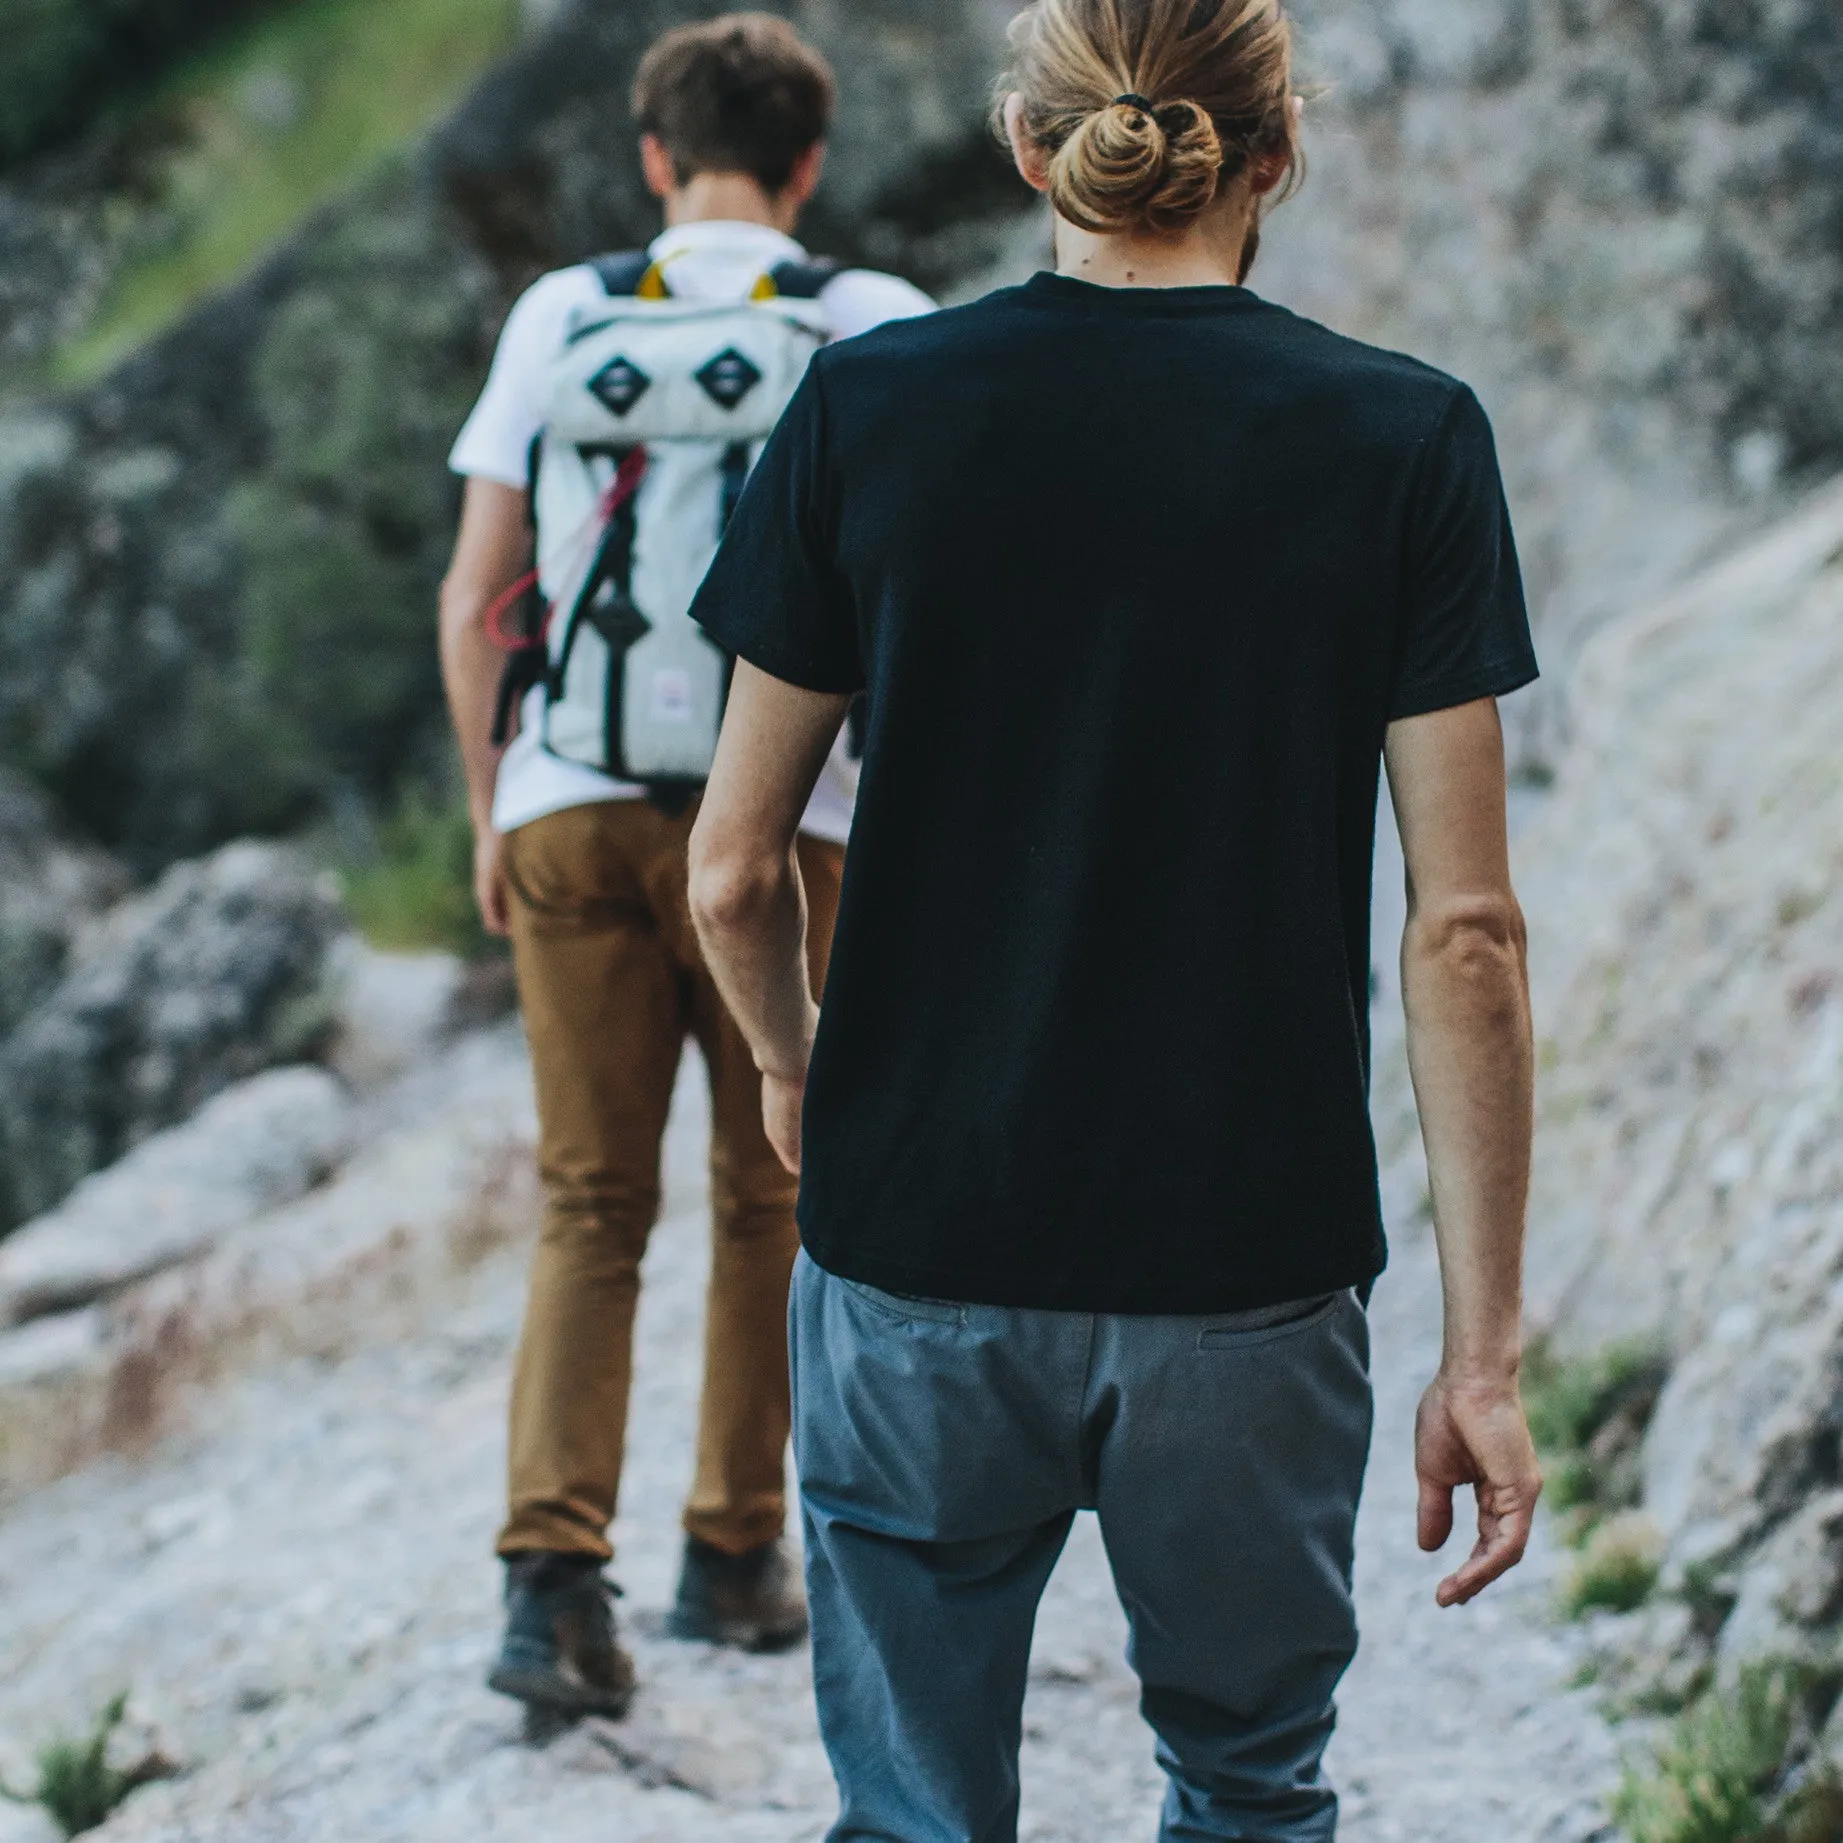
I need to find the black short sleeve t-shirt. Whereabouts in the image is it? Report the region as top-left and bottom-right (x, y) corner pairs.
(691, 272), (1536, 1314)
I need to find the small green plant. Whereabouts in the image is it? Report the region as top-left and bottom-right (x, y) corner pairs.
(0, 1691), (141, 1837)
(1523, 1335), (1670, 1545)
(336, 782), (496, 961)
(1561, 1512), (1664, 1618)
(1613, 1665), (1843, 1843)
(1614, 1666), (1795, 1843)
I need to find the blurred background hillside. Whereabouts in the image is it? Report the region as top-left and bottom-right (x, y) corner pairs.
(1, 0), (1838, 871)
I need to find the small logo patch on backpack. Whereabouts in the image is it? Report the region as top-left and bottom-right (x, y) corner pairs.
(588, 356), (651, 417)
(650, 667), (694, 723)
(695, 347), (764, 410)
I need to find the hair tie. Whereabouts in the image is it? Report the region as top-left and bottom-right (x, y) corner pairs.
(1112, 93), (1156, 112)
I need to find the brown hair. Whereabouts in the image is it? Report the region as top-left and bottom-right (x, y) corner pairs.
(632, 13), (836, 194)
(1001, 0), (1300, 259)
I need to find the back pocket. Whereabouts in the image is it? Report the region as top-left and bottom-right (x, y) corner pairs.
(839, 1276), (967, 1328)
(1198, 1293), (1341, 1349)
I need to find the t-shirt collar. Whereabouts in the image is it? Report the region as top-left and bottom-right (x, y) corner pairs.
(647, 220), (807, 267)
(1020, 270), (1260, 314)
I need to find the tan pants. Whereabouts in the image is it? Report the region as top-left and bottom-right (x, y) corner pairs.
(498, 799), (842, 1561)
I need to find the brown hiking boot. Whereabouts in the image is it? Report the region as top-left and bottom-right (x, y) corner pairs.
(487, 1552), (636, 1718)
(664, 1536), (808, 1652)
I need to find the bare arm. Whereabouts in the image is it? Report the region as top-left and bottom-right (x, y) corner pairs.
(1386, 696), (1541, 1607)
(689, 661), (853, 1172)
(438, 477), (532, 936)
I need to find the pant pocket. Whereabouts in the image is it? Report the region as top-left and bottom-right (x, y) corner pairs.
(1197, 1291), (1343, 1349)
(839, 1276), (968, 1328)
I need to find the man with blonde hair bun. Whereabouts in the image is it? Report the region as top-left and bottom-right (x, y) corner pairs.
(687, 0), (1543, 1834)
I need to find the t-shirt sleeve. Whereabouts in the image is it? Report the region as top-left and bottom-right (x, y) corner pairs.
(1388, 384), (1538, 721)
(448, 270), (581, 487)
(691, 357), (862, 693)
(818, 267), (936, 340)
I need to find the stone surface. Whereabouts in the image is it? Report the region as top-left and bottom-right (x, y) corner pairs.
(1717, 1489), (1843, 1679)
(0, 1024), (536, 1498)
(0, 840), (345, 1234)
(0, 764), (124, 1041)
(324, 941), (468, 1090)
(0, 1058), (1616, 1842)
(1487, 475), (1843, 1686)
(0, 1803), (62, 1843)
(1263, 0), (1843, 766)
(0, 1065), (351, 1328)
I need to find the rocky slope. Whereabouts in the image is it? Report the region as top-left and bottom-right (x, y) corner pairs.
(1265, 0), (1843, 766)
(0, 1052), (1618, 1843)
(1460, 475), (1843, 1729)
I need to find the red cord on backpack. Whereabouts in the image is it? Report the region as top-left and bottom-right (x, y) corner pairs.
(484, 446), (650, 652)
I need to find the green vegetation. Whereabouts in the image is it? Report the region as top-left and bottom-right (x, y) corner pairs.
(54, 0), (520, 384)
(0, 1691), (148, 1837)
(336, 781), (494, 960)
(1562, 1511), (1664, 1619)
(219, 185), (487, 830)
(1524, 1335), (1671, 1546)
(1613, 1666), (1843, 1843)
(0, 0), (264, 171)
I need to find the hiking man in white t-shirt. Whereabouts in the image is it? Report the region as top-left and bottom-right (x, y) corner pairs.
(438, 13), (931, 1718)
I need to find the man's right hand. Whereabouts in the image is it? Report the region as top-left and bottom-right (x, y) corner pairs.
(1414, 1372), (1542, 1607)
(440, 479), (533, 924)
(474, 827), (512, 938)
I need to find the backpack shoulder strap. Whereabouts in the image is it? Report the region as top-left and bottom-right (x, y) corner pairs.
(764, 256), (842, 300)
(588, 250), (668, 298)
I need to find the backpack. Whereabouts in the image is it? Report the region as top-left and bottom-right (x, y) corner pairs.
(491, 250), (836, 797)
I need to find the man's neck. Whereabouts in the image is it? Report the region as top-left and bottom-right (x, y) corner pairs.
(1051, 184), (1258, 289)
(663, 171), (799, 237)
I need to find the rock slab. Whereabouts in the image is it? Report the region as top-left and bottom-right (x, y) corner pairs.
(0, 840), (344, 1234)
(0, 1064), (351, 1328)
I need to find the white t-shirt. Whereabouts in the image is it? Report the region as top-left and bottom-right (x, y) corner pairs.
(449, 219), (934, 840)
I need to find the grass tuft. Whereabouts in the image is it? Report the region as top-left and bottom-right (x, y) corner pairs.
(336, 782), (498, 961)
(0, 1691), (141, 1837)
(1615, 1666), (1794, 1843)
(1523, 1335), (1670, 1545)
(1562, 1511), (1664, 1619)
(1613, 1665), (1843, 1843)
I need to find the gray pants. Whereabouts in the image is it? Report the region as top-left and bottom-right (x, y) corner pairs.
(789, 1252), (1373, 1843)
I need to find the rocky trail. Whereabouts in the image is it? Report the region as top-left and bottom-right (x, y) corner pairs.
(1, 1040), (1619, 1842)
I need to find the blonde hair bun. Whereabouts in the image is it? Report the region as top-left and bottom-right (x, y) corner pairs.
(1001, 0), (1301, 251)
(1050, 95), (1223, 235)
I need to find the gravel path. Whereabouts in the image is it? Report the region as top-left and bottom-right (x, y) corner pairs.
(0, 1053), (1620, 1841)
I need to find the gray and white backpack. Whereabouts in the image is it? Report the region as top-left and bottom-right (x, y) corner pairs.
(517, 251), (835, 791)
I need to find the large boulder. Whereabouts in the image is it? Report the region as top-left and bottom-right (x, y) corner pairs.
(0, 840), (344, 1233)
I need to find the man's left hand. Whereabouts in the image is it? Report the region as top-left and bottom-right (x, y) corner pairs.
(1415, 1371), (1542, 1607)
